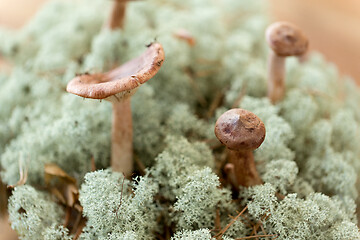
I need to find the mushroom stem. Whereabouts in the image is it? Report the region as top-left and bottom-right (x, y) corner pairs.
(267, 51), (285, 103)
(265, 22), (308, 103)
(111, 97), (133, 176)
(227, 150), (262, 187)
(107, 0), (127, 30)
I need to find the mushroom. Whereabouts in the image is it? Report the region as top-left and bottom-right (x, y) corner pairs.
(266, 21), (308, 103)
(214, 109), (265, 188)
(106, 0), (127, 30)
(66, 43), (165, 176)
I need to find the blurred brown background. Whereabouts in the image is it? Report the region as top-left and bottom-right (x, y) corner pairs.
(1, 0), (360, 82)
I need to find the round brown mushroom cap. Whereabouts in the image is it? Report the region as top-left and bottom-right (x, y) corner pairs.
(66, 43), (165, 99)
(215, 109), (266, 151)
(266, 21), (308, 57)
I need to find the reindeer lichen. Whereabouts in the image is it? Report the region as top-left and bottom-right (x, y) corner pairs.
(1, 0), (360, 239)
(8, 186), (64, 239)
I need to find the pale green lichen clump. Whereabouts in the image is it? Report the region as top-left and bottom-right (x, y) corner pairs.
(1, 0), (360, 239)
(8, 186), (65, 239)
(79, 170), (159, 239)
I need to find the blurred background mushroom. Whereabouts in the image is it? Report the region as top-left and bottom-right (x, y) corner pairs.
(268, 0), (360, 83)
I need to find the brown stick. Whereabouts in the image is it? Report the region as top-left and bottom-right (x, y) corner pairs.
(215, 205), (248, 239)
(251, 212), (271, 236)
(235, 234), (277, 240)
(214, 208), (221, 232)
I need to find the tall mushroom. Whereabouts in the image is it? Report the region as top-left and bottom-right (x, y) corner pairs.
(66, 43), (165, 176)
(215, 109), (265, 188)
(266, 21), (308, 103)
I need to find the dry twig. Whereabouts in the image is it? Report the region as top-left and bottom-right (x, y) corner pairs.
(214, 208), (221, 233)
(235, 234), (277, 239)
(215, 205), (248, 239)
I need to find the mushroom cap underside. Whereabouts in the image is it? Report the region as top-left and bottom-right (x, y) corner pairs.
(215, 108), (266, 151)
(66, 43), (165, 99)
(266, 21), (308, 57)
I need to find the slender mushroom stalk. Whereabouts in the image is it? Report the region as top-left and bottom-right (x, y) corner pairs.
(107, 0), (127, 30)
(66, 43), (165, 176)
(215, 109), (266, 188)
(111, 97), (132, 172)
(266, 21), (308, 103)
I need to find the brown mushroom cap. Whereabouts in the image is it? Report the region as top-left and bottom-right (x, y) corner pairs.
(66, 43), (165, 99)
(215, 109), (266, 151)
(266, 21), (308, 57)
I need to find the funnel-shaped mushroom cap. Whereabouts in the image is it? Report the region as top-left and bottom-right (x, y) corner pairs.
(266, 21), (308, 57)
(66, 43), (165, 100)
(215, 109), (266, 151)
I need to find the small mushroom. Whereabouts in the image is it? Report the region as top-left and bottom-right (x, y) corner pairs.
(107, 0), (127, 30)
(266, 21), (308, 103)
(215, 109), (265, 188)
(66, 43), (165, 176)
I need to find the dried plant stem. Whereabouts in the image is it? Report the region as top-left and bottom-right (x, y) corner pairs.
(214, 208), (221, 232)
(90, 156), (96, 172)
(260, 224), (269, 240)
(250, 211), (271, 236)
(215, 205), (248, 239)
(235, 234), (277, 240)
(237, 213), (253, 229)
